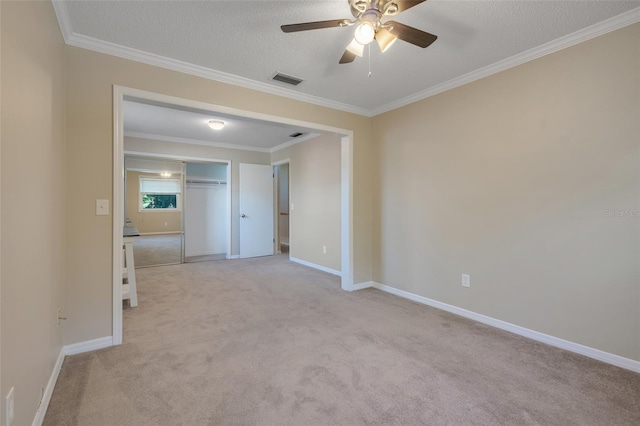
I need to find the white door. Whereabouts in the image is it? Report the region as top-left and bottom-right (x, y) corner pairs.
(239, 163), (274, 258)
(185, 183), (227, 257)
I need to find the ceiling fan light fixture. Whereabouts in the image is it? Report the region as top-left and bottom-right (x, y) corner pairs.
(208, 120), (225, 130)
(375, 27), (398, 52)
(346, 38), (365, 57)
(354, 21), (375, 45)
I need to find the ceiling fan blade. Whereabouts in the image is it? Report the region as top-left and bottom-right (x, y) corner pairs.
(281, 19), (352, 33)
(339, 49), (357, 64)
(387, 21), (437, 48)
(392, 1), (428, 14)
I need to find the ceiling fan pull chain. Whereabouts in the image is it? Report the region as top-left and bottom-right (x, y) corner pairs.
(368, 44), (372, 77)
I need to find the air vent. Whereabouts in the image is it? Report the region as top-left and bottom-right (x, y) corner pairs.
(289, 132), (304, 138)
(272, 72), (304, 86)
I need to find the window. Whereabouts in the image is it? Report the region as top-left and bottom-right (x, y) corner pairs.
(139, 177), (181, 211)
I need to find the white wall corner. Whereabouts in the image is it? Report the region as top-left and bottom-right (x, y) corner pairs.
(64, 336), (113, 356)
(31, 348), (65, 426)
(371, 282), (640, 373)
(347, 281), (374, 292)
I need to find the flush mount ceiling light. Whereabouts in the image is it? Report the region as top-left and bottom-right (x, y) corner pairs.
(208, 120), (225, 130)
(281, 0), (437, 64)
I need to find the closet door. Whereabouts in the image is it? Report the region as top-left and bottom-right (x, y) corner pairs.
(184, 183), (226, 257)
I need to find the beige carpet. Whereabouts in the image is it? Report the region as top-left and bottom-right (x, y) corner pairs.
(45, 255), (640, 425)
(133, 234), (182, 267)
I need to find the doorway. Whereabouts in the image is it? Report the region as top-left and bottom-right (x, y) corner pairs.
(124, 156), (185, 267)
(184, 162), (229, 262)
(274, 160), (290, 255)
(113, 86), (355, 345)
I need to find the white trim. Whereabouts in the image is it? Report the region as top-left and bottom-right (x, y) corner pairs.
(227, 254), (240, 260)
(271, 158), (291, 167)
(372, 7), (640, 115)
(139, 231), (182, 236)
(290, 256), (342, 277)
(64, 336), (113, 356)
(185, 251), (226, 257)
(372, 282), (640, 373)
(51, 0), (73, 42)
(270, 133), (320, 154)
(113, 86), (124, 345)
(31, 348), (65, 426)
(125, 150), (230, 164)
(115, 87), (354, 342)
(348, 281), (374, 292)
(125, 131), (272, 153)
(126, 131), (322, 155)
(54, 1), (639, 118)
(51, 0), (369, 117)
(340, 135), (354, 291)
(271, 158), (291, 255)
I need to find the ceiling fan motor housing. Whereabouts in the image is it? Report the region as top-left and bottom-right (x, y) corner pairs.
(350, 0), (400, 18)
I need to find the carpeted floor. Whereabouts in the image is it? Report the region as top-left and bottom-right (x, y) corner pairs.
(44, 255), (640, 425)
(133, 234), (182, 267)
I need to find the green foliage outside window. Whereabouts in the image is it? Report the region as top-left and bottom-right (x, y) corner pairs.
(142, 194), (177, 209)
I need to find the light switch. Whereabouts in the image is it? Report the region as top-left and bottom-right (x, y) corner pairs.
(96, 199), (110, 216)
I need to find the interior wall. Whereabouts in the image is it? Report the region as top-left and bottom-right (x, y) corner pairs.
(65, 45), (372, 344)
(126, 137), (268, 257)
(272, 134), (342, 271)
(373, 23), (640, 361)
(125, 170), (181, 234)
(187, 162), (227, 180)
(0, 2), (66, 425)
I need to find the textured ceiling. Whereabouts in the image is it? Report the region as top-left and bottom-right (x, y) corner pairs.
(57, 0), (640, 115)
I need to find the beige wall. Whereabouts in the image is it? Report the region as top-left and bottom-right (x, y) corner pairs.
(125, 170), (181, 234)
(65, 54), (371, 341)
(274, 135), (342, 271)
(0, 2), (66, 425)
(125, 136), (270, 256)
(373, 24), (640, 361)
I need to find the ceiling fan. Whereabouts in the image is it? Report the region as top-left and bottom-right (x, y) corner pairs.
(281, 0), (437, 64)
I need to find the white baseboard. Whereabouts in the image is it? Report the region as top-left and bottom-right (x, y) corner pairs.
(227, 254), (240, 260)
(186, 251), (225, 257)
(139, 231), (182, 235)
(32, 348), (65, 426)
(64, 336), (113, 356)
(347, 281), (374, 292)
(289, 256), (342, 277)
(372, 282), (640, 373)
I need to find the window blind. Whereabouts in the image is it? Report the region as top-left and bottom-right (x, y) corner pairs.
(140, 177), (181, 193)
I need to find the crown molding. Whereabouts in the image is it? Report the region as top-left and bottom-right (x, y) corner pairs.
(51, 2), (370, 117)
(125, 131), (321, 155)
(53, 1), (639, 119)
(124, 131), (273, 153)
(371, 6), (640, 116)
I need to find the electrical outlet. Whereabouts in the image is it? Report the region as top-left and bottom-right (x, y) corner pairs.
(6, 387), (15, 426)
(462, 274), (471, 288)
(322, 245), (327, 254)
